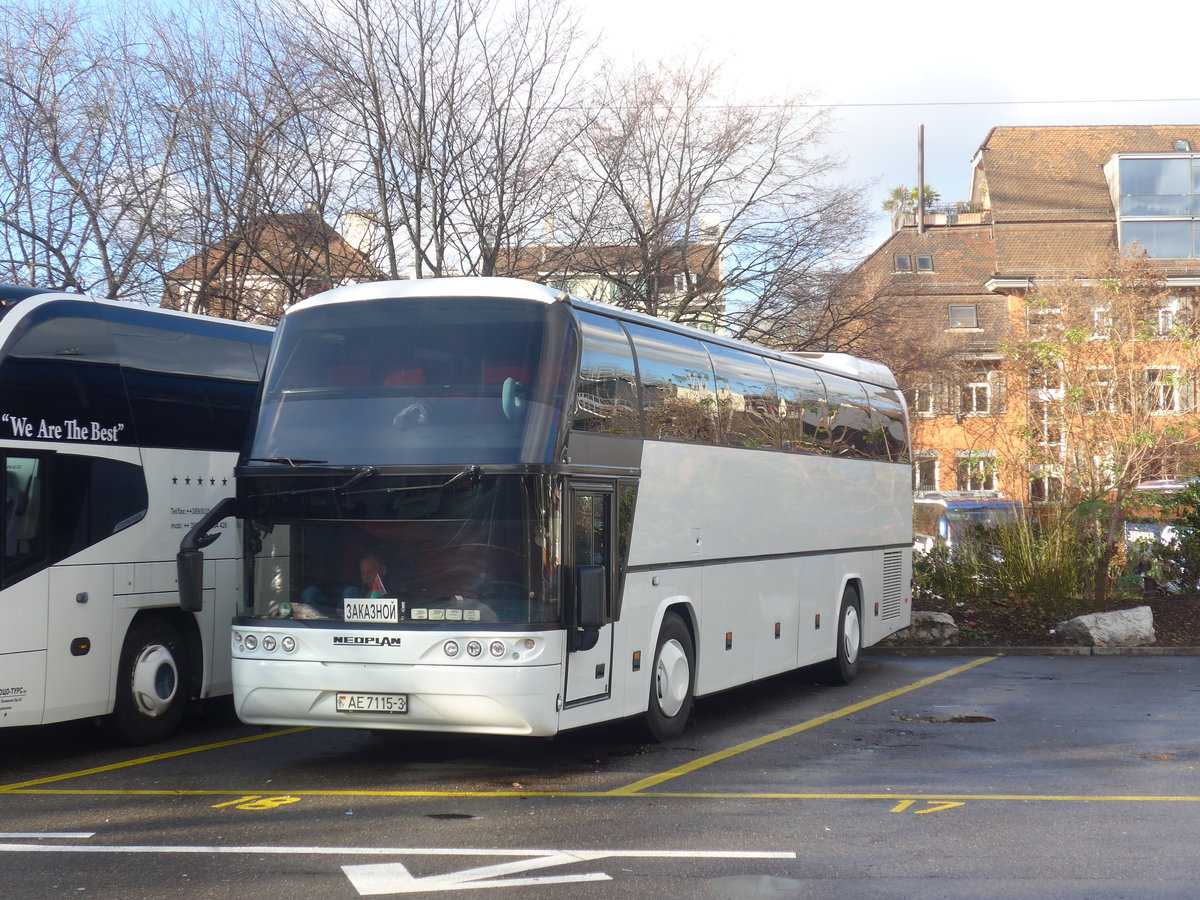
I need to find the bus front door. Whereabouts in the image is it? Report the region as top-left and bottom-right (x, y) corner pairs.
(564, 485), (614, 706)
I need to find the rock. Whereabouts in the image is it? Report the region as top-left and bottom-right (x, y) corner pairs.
(1055, 606), (1155, 647)
(880, 611), (959, 646)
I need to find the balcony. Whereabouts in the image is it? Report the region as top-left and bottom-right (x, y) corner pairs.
(892, 205), (992, 232)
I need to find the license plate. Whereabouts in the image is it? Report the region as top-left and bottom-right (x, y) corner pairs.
(335, 692), (408, 714)
(343, 598), (399, 624)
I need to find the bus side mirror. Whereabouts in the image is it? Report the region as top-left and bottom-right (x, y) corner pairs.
(573, 564), (606, 651)
(177, 497), (236, 613)
(177, 550), (205, 613)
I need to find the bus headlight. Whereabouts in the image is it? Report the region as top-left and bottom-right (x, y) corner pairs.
(262, 635), (277, 652)
(243, 634), (258, 651)
(281, 636), (296, 653)
(466, 640), (482, 658)
(489, 640), (505, 658)
(444, 640), (460, 658)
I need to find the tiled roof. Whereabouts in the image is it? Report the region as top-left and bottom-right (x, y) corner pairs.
(980, 125), (1200, 225)
(167, 213), (378, 282)
(854, 225), (996, 297)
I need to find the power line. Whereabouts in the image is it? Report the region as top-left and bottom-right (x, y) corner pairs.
(812, 97), (1200, 109)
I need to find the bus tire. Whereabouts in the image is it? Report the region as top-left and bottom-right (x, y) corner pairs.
(823, 586), (862, 686)
(643, 612), (694, 742)
(105, 618), (188, 745)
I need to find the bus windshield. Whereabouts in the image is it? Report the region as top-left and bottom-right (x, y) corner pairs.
(944, 505), (1020, 529)
(242, 472), (560, 627)
(248, 296), (575, 466)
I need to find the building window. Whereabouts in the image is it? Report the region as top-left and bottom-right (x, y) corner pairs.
(1029, 472), (1063, 503)
(908, 383), (935, 416)
(1157, 298), (1192, 337)
(913, 454), (938, 492)
(1091, 307), (1113, 339)
(956, 452), (998, 491)
(916, 253), (934, 271)
(1029, 398), (1062, 448)
(1115, 154), (1200, 259)
(960, 374), (991, 415)
(1144, 367), (1180, 412)
(893, 254), (913, 272)
(948, 304), (978, 329)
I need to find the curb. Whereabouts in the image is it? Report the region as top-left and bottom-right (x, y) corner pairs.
(869, 645), (1200, 657)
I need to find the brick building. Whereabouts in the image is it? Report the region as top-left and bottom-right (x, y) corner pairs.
(852, 125), (1200, 503)
(162, 210), (380, 324)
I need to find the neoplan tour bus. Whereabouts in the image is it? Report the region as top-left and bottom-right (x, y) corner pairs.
(0, 284), (271, 743)
(179, 277), (912, 740)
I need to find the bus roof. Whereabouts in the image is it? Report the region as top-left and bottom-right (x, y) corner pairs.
(915, 491), (1016, 508)
(291, 277), (900, 390)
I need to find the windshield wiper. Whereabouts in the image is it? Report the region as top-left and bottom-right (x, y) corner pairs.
(245, 457), (329, 467)
(249, 465), (378, 498)
(341, 465), (481, 496)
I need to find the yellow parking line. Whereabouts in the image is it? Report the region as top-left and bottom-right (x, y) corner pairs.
(5, 787), (1199, 804)
(0, 727), (311, 792)
(608, 657), (997, 795)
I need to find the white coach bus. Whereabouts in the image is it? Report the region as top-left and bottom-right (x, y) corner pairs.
(180, 277), (911, 740)
(0, 285), (271, 743)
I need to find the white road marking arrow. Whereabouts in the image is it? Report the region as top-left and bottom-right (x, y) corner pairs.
(344, 851), (611, 894)
(343, 849), (796, 896)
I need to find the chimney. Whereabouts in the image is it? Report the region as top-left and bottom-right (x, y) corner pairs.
(699, 211), (722, 241)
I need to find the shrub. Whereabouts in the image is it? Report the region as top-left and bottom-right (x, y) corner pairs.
(913, 510), (1100, 630)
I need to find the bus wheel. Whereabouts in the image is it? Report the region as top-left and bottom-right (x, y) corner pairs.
(823, 586), (862, 686)
(105, 618), (188, 745)
(643, 612), (694, 742)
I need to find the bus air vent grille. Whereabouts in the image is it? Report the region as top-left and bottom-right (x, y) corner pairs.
(881, 551), (904, 620)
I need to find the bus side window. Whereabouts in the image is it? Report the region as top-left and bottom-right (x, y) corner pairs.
(706, 343), (779, 450)
(571, 312), (640, 437)
(824, 374), (873, 459)
(4, 457), (42, 579)
(625, 323), (718, 445)
(768, 360), (830, 455)
(0, 305), (132, 440)
(865, 384), (910, 463)
(2, 454), (147, 590)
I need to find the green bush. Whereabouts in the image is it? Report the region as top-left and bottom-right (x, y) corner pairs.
(1144, 479), (1200, 595)
(913, 511), (1100, 630)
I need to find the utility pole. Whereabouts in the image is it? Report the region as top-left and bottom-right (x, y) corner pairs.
(917, 124), (925, 236)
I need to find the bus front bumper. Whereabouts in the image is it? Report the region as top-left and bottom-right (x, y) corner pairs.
(232, 657), (563, 736)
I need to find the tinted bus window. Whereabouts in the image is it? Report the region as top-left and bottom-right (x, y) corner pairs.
(824, 374), (873, 459)
(3, 452), (147, 589)
(768, 360), (830, 455)
(706, 343), (779, 449)
(625, 323), (717, 444)
(109, 318), (262, 452)
(0, 302), (133, 446)
(251, 297), (575, 466)
(865, 384), (909, 463)
(572, 311), (640, 436)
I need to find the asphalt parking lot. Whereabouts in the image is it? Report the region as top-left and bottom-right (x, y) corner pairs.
(2, 653), (1200, 899)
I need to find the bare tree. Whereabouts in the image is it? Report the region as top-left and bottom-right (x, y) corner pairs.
(280, 0), (590, 280)
(449, 0), (594, 276)
(527, 58), (868, 334)
(149, 1), (374, 322)
(1003, 250), (1200, 602)
(0, 2), (175, 299)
